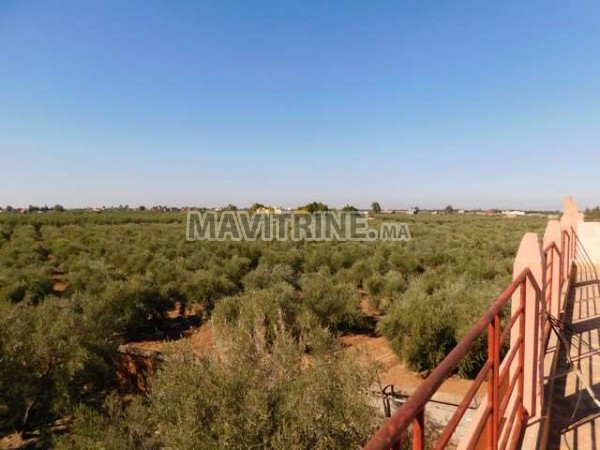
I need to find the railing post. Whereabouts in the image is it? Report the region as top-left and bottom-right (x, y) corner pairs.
(512, 233), (543, 419)
(543, 221), (561, 317)
(412, 410), (424, 450)
(492, 314), (501, 450)
(518, 281), (526, 421)
(486, 320), (496, 449)
(560, 196), (584, 279)
(560, 231), (567, 285)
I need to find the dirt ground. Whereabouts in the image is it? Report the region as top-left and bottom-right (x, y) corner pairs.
(347, 294), (485, 407)
(340, 332), (485, 406)
(122, 303), (484, 409)
(120, 295), (485, 405)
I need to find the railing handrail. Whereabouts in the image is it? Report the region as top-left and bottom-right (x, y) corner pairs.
(364, 268), (534, 450)
(543, 241), (561, 256)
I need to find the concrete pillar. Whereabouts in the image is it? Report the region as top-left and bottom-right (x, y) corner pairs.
(543, 221), (562, 317)
(563, 197), (583, 227)
(512, 233), (543, 418)
(560, 196), (584, 276)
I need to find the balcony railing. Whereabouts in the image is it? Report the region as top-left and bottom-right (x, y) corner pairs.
(364, 199), (581, 450)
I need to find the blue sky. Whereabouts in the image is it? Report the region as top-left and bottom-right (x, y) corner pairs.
(1, 1), (600, 210)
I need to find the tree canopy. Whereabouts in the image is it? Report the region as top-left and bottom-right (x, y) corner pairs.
(298, 201), (329, 213)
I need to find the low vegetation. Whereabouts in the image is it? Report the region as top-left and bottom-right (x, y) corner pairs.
(0, 210), (546, 447)
(57, 310), (378, 450)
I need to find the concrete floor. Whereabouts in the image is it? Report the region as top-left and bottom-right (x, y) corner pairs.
(546, 264), (600, 450)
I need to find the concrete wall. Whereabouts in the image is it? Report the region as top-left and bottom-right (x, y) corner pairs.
(577, 222), (600, 264)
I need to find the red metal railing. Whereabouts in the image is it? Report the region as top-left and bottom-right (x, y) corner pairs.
(561, 229), (572, 285)
(364, 269), (538, 450)
(364, 224), (578, 450)
(543, 242), (560, 309)
(542, 242), (561, 346)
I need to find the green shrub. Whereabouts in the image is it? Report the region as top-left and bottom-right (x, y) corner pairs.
(242, 263), (295, 290)
(383, 270), (407, 298)
(101, 276), (175, 331)
(349, 260), (372, 287)
(182, 269), (237, 313)
(58, 312), (379, 450)
(213, 283), (300, 337)
(378, 278), (459, 372)
(301, 271), (363, 331)
(0, 296), (118, 436)
(365, 274), (385, 310)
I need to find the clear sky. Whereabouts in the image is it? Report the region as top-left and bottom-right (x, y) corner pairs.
(1, 1), (600, 210)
